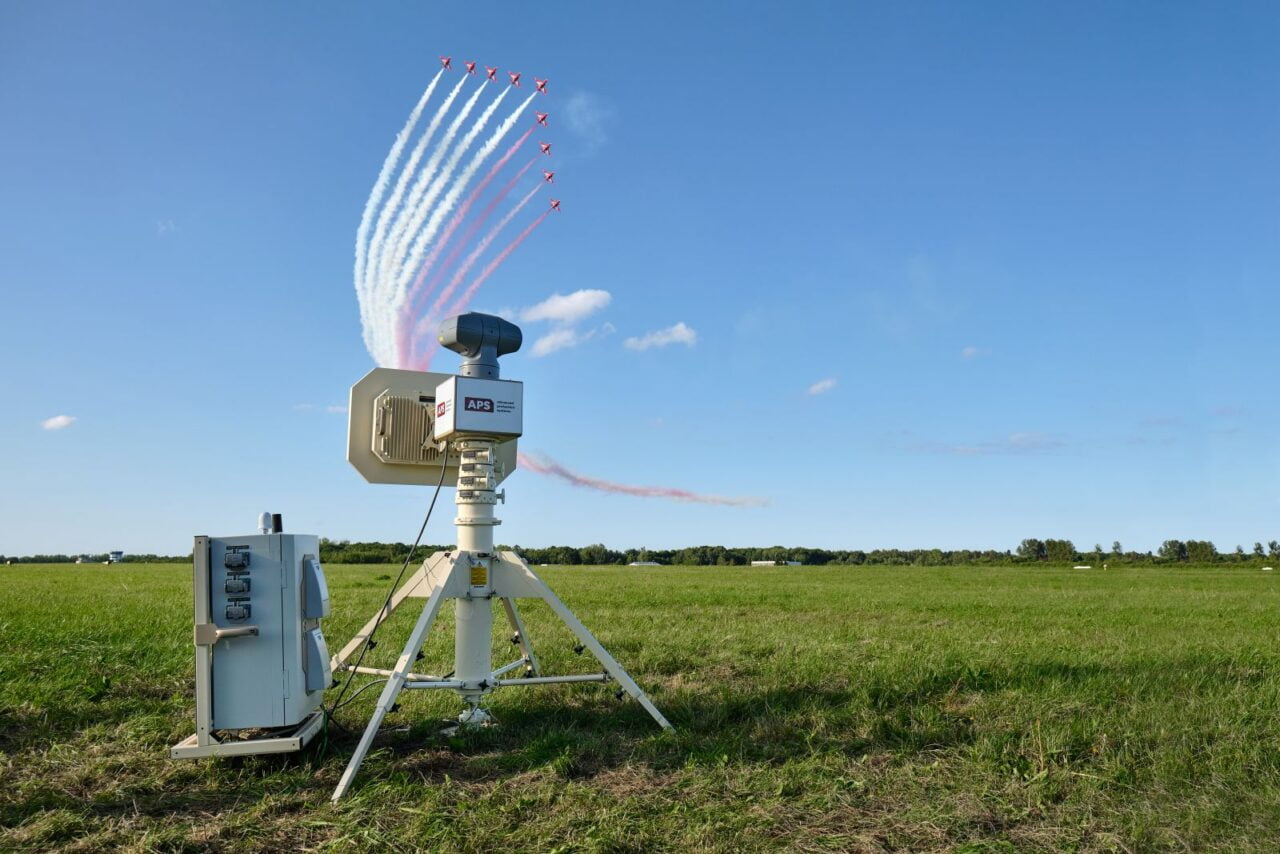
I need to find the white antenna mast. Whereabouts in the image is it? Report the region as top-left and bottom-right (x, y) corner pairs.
(331, 312), (671, 800)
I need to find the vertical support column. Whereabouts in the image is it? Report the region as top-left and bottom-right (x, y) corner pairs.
(452, 439), (500, 722)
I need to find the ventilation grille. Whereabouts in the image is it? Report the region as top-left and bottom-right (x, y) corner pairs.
(372, 394), (443, 466)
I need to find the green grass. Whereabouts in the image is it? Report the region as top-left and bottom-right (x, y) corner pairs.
(4, 562), (1280, 851)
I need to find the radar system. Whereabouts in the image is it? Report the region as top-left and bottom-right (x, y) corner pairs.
(330, 312), (672, 800)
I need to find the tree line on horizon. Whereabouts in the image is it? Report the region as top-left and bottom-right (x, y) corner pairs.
(6, 538), (1279, 567)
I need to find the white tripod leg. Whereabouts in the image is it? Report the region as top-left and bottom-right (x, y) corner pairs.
(530, 578), (673, 731)
(331, 578), (449, 801)
(500, 597), (541, 677)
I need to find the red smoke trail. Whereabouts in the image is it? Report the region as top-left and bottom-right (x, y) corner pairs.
(447, 210), (550, 315)
(426, 183), (541, 322)
(516, 451), (768, 507)
(412, 159), (536, 314)
(399, 159), (536, 368)
(413, 208), (552, 369)
(394, 128), (536, 366)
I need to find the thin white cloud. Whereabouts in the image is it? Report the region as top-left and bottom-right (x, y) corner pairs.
(532, 328), (580, 357)
(531, 323), (614, 358)
(156, 219), (177, 236)
(564, 92), (617, 153)
(624, 322), (697, 352)
(41, 415), (76, 431)
(520, 289), (612, 325)
(909, 431), (1064, 456)
(808, 378), (837, 396)
(292, 403), (317, 412)
(326, 405), (348, 415)
(960, 346), (987, 359)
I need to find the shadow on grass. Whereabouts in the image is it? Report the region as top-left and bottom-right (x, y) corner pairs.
(0, 653), (1244, 830)
(317, 656), (1132, 788)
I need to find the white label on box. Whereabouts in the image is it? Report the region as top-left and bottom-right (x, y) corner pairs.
(433, 376), (523, 440)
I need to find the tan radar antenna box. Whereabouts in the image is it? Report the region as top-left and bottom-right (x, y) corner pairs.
(346, 367), (518, 486)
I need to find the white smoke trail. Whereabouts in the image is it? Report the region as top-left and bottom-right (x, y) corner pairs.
(353, 70), (442, 361)
(373, 86), (505, 363)
(364, 73), (473, 363)
(372, 80), (487, 304)
(390, 91), (539, 314)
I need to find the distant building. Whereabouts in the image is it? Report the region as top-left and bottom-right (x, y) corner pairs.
(628, 561), (661, 566)
(107, 551), (124, 564)
(751, 560), (802, 566)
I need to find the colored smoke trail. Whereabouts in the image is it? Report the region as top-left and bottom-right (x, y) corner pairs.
(375, 81), (494, 361)
(363, 72), (465, 298)
(376, 80), (491, 290)
(398, 152), (537, 367)
(402, 127), (535, 315)
(516, 452), (769, 508)
(392, 90), (537, 320)
(354, 66), (550, 370)
(407, 180), (542, 368)
(448, 209), (549, 314)
(410, 201), (548, 369)
(363, 73), (470, 364)
(353, 70), (443, 361)
(426, 182), (542, 322)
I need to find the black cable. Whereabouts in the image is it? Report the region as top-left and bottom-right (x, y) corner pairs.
(325, 444), (451, 725)
(332, 678), (387, 712)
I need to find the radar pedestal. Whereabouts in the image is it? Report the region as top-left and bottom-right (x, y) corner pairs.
(331, 314), (672, 801)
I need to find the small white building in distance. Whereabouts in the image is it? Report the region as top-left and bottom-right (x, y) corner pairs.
(751, 560), (802, 566)
(628, 561), (661, 566)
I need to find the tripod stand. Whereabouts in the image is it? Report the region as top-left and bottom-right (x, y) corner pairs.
(330, 437), (672, 801)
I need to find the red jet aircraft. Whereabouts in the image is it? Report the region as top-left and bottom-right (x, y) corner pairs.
(535, 112), (549, 127)
(535, 78), (548, 95)
(543, 170), (555, 183)
(549, 199), (561, 212)
(539, 142), (552, 155)
(439, 56), (452, 71)
(485, 66), (498, 82)
(508, 71), (522, 87)
(464, 61), (477, 75)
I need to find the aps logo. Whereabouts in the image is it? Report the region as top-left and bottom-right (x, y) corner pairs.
(464, 397), (495, 413)
(436, 402), (448, 417)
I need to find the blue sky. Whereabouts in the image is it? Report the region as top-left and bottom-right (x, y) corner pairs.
(2, 2), (1277, 556)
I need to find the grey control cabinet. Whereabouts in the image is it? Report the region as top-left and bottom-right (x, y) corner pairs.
(172, 533), (331, 757)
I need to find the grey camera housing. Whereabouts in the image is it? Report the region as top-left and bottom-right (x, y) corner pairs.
(437, 313), (523, 379)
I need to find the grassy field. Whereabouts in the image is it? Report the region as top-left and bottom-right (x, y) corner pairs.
(4, 562), (1280, 851)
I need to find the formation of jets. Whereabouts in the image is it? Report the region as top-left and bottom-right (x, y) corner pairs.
(439, 57), (562, 212)
(440, 59), (547, 93)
